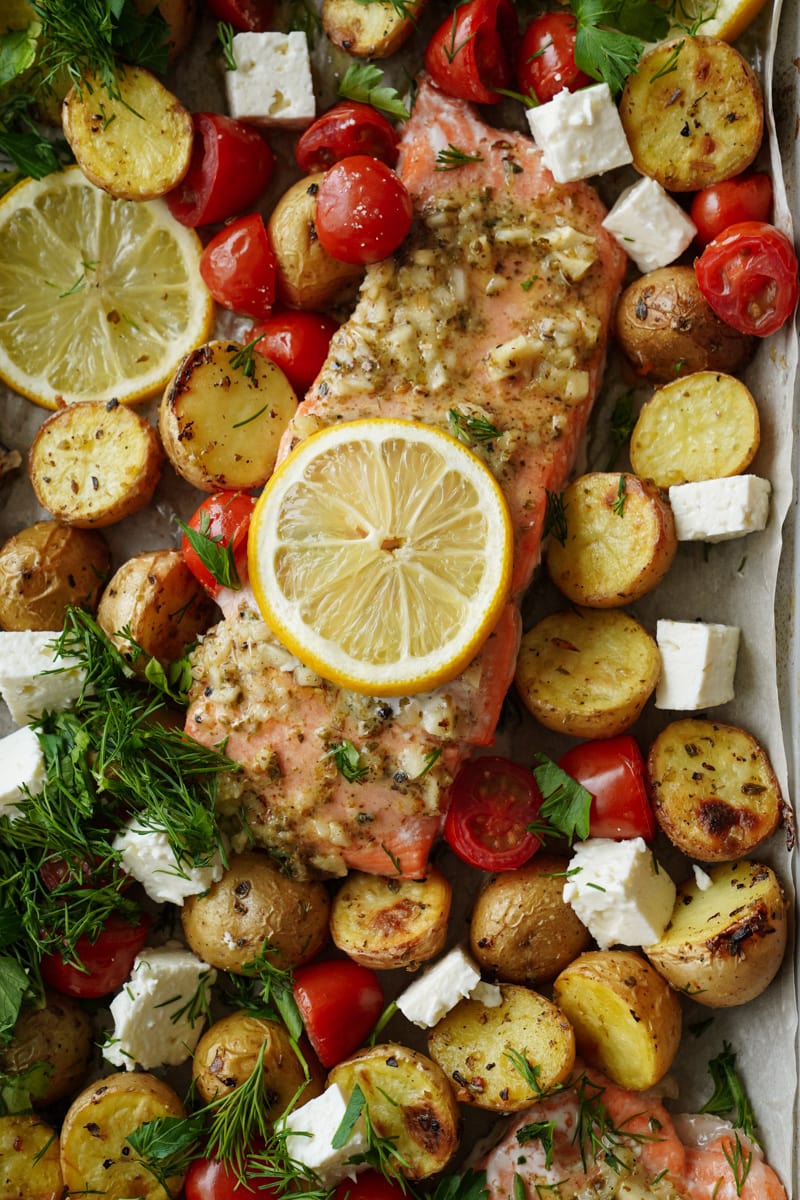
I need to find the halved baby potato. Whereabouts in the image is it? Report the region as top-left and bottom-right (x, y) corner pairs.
(0, 1113), (63, 1200)
(330, 867), (452, 970)
(322, 0), (424, 57)
(192, 1011), (321, 1108)
(269, 174), (364, 310)
(0, 521), (110, 631)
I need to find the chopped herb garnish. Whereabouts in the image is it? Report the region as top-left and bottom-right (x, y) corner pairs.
(448, 408), (502, 445)
(612, 473), (627, 517)
(416, 748), (442, 778)
(217, 20), (237, 70)
(544, 489), (568, 545)
(435, 143), (484, 170)
(228, 334), (264, 380)
(650, 39), (684, 83)
(323, 739), (368, 783)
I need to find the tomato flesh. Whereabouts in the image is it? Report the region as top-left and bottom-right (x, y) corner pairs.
(166, 112), (274, 227)
(296, 101), (399, 173)
(206, 0), (274, 30)
(425, 0), (518, 104)
(334, 1171), (407, 1200)
(695, 220), (799, 337)
(517, 11), (591, 103)
(444, 755), (542, 871)
(315, 156), (412, 265)
(181, 491), (256, 599)
(184, 1157), (281, 1199)
(690, 173), (773, 247)
(200, 214), (277, 319)
(292, 959), (384, 1067)
(250, 310), (337, 394)
(40, 911), (151, 999)
(558, 736), (655, 841)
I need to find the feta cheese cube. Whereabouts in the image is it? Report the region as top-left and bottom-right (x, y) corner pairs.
(0, 630), (86, 725)
(668, 476), (771, 543)
(226, 32), (315, 128)
(104, 943), (216, 1069)
(0, 725), (45, 818)
(563, 838), (675, 949)
(602, 176), (696, 272)
(655, 619), (740, 710)
(113, 821), (226, 906)
(526, 84), (632, 183)
(280, 1084), (368, 1188)
(396, 946), (481, 1028)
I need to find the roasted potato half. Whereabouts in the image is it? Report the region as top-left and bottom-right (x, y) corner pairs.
(29, 400), (164, 527)
(427, 984), (575, 1112)
(619, 37), (763, 192)
(647, 718), (782, 861)
(192, 1011), (321, 1108)
(181, 851), (330, 973)
(159, 340), (297, 492)
(645, 860), (788, 1007)
(546, 472), (677, 607)
(330, 867), (452, 970)
(0, 992), (93, 1106)
(615, 266), (756, 383)
(0, 521), (110, 631)
(62, 66), (193, 200)
(553, 950), (681, 1091)
(515, 607), (661, 739)
(269, 174), (364, 309)
(328, 1043), (459, 1178)
(0, 1114), (63, 1200)
(323, 0), (424, 57)
(629, 371), (760, 488)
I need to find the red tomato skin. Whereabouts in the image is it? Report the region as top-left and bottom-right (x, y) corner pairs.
(424, 0), (518, 104)
(690, 173), (773, 247)
(444, 755), (542, 872)
(184, 1157), (281, 1199)
(296, 102), (400, 173)
(166, 113), (274, 227)
(206, 0), (274, 31)
(181, 491), (256, 599)
(334, 1171), (407, 1200)
(200, 214), (277, 318)
(250, 311), (337, 394)
(292, 959), (384, 1067)
(315, 157), (412, 265)
(517, 11), (591, 103)
(695, 220), (799, 337)
(40, 911), (151, 999)
(558, 736), (656, 842)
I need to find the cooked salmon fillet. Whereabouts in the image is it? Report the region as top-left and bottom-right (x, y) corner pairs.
(186, 80), (627, 878)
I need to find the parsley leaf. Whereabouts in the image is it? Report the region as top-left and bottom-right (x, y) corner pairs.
(338, 63), (409, 120)
(0, 957), (30, 1042)
(516, 1119), (556, 1168)
(427, 1169), (490, 1200)
(323, 739), (368, 783)
(568, 0), (670, 94)
(177, 511), (242, 592)
(532, 753), (592, 843)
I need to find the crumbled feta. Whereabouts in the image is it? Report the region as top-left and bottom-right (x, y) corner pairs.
(563, 838), (676, 950)
(693, 865), (713, 892)
(280, 1084), (368, 1187)
(396, 946), (484, 1028)
(0, 630), (86, 725)
(668, 476), (771, 543)
(104, 943), (216, 1069)
(0, 725), (45, 818)
(471, 980), (503, 1008)
(526, 84), (633, 183)
(602, 176), (696, 272)
(655, 620), (740, 710)
(113, 821), (226, 906)
(225, 32), (315, 128)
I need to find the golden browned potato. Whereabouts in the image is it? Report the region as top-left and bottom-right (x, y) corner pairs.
(615, 266), (756, 383)
(159, 340), (297, 492)
(427, 984), (575, 1112)
(60, 1072), (184, 1200)
(545, 472), (677, 607)
(323, 0), (424, 57)
(645, 860), (788, 1007)
(29, 401), (164, 527)
(469, 857), (591, 984)
(330, 867), (451, 970)
(552, 950), (681, 1091)
(647, 718), (782, 861)
(97, 549), (216, 665)
(0, 1114), (63, 1200)
(0, 992), (93, 1106)
(629, 371), (760, 488)
(181, 851), (330, 973)
(133, 0), (198, 60)
(63, 66), (193, 200)
(515, 608), (661, 739)
(269, 174), (364, 309)
(328, 1043), (459, 1178)
(192, 1011), (320, 1108)
(0, 521), (110, 631)
(619, 37), (763, 192)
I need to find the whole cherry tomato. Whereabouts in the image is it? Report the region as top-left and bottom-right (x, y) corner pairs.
(250, 310), (337, 394)
(558, 735), (655, 841)
(181, 491), (256, 599)
(200, 214), (277, 318)
(334, 1171), (407, 1200)
(517, 10), (592, 104)
(695, 220), (799, 337)
(166, 113), (274, 227)
(444, 755), (543, 871)
(184, 1157), (281, 1199)
(292, 959), (384, 1067)
(425, 0), (518, 104)
(40, 910), (151, 999)
(296, 101), (400, 173)
(206, 0), (274, 30)
(315, 157), (413, 265)
(690, 173), (773, 247)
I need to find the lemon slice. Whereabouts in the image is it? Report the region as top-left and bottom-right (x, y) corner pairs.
(666, 0), (769, 40)
(0, 166), (213, 409)
(248, 418), (513, 696)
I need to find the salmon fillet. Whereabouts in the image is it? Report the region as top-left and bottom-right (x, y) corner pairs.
(186, 80), (626, 878)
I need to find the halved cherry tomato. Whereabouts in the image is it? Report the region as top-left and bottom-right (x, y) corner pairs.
(517, 10), (592, 104)
(695, 220), (799, 337)
(425, 0), (518, 104)
(296, 101), (399, 173)
(166, 113), (274, 227)
(40, 910), (151, 999)
(181, 491), (256, 600)
(690, 173), (773, 247)
(334, 1171), (407, 1200)
(206, 0), (274, 30)
(292, 959), (383, 1067)
(315, 156), (413, 265)
(558, 736), (655, 842)
(250, 310), (337, 394)
(184, 1157), (281, 1199)
(444, 755), (542, 872)
(200, 214), (277, 318)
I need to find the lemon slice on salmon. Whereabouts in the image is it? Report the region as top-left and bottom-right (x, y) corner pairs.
(666, 0), (770, 40)
(248, 418), (513, 697)
(0, 166), (213, 409)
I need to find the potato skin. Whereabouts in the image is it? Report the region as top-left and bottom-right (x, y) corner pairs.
(192, 1011), (321, 1108)
(0, 991), (93, 1105)
(269, 174), (363, 310)
(0, 521), (110, 630)
(0, 1114), (63, 1200)
(330, 867), (451, 970)
(322, 0), (423, 57)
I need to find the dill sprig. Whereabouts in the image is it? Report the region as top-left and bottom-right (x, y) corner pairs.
(448, 408), (502, 445)
(544, 489), (568, 545)
(323, 739), (368, 784)
(723, 1130), (753, 1197)
(700, 1042), (757, 1141)
(435, 144), (484, 171)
